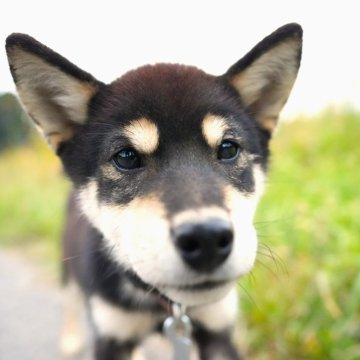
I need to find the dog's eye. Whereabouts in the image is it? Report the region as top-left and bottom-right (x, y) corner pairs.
(112, 148), (142, 170)
(217, 141), (240, 161)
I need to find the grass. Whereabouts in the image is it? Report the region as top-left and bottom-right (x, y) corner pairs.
(0, 138), (69, 264)
(242, 109), (360, 359)
(0, 109), (359, 359)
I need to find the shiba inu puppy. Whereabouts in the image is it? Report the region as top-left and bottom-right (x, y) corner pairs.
(6, 23), (302, 359)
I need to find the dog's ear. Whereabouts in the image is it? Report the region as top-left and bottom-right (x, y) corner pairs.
(6, 34), (103, 151)
(224, 23), (302, 133)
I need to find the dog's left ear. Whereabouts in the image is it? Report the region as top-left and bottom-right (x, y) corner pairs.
(5, 33), (103, 151)
(224, 23), (302, 133)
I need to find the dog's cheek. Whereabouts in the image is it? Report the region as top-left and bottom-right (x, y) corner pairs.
(77, 180), (126, 258)
(111, 199), (181, 284)
(224, 165), (265, 275)
(78, 182), (184, 284)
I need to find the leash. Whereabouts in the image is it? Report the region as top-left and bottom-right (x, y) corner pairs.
(163, 303), (192, 360)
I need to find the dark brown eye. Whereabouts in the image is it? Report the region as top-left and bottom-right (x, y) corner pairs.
(217, 141), (240, 161)
(112, 148), (142, 170)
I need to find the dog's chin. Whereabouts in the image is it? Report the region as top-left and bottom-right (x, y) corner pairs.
(157, 280), (235, 307)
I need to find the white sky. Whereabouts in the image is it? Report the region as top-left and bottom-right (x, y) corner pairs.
(1, 0), (359, 117)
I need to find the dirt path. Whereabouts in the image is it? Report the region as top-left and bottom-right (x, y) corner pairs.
(0, 249), (177, 360)
(0, 249), (84, 360)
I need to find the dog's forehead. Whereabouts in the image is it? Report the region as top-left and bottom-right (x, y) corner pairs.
(111, 63), (216, 104)
(95, 64), (240, 132)
(90, 63), (249, 156)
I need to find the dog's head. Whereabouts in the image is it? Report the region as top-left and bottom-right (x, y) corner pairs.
(6, 24), (302, 306)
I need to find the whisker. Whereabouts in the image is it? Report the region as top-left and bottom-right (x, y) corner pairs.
(255, 258), (283, 279)
(254, 215), (295, 229)
(247, 269), (257, 286)
(237, 281), (259, 310)
(258, 243), (288, 275)
(62, 246), (105, 263)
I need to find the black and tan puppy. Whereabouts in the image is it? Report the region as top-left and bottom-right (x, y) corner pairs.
(6, 23), (302, 359)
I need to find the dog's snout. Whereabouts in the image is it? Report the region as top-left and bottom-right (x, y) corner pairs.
(173, 219), (233, 272)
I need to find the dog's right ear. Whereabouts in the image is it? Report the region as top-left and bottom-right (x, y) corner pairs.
(6, 34), (103, 152)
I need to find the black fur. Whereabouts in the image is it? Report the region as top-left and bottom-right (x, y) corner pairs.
(95, 338), (136, 360)
(6, 33), (101, 86)
(6, 23), (302, 360)
(57, 63), (260, 360)
(225, 23), (302, 78)
(193, 326), (242, 360)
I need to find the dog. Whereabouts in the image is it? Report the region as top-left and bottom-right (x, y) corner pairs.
(6, 23), (302, 359)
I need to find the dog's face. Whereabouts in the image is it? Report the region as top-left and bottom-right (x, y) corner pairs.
(6, 24), (302, 306)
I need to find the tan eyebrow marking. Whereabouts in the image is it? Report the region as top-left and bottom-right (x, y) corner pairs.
(201, 114), (229, 148)
(123, 118), (159, 154)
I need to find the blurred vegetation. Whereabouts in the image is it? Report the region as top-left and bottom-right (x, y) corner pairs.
(0, 141), (69, 263)
(0, 93), (69, 263)
(0, 96), (359, 359)
(0, 93), (30, 150)
(242, 109), (360, 360)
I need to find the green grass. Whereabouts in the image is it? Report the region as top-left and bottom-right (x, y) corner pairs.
(0, 139), (69, 264)
(0, 109), (359, 359)
(242, 109), (360, 359)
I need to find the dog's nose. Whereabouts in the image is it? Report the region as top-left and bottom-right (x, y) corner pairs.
(173, 219), (233, 272)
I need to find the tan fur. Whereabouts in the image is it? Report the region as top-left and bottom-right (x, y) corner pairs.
(46, 126), (74, 150)
(201, 114), (229, 148)
(123, 118), (159, 154)
(90, 295), (162, 341)
(171, 206), (229, 228)
(100, 162), (125, 181)
(78, 181), (183, 285)
(231, 39), (300, 132)
(189, 285), (238, 331)
(60, 281), (86, 357)
(220, 165), (266, 276)
(8, 48), (96, 151)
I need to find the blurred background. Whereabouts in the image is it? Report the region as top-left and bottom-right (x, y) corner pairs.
(0, 1), (359, 359)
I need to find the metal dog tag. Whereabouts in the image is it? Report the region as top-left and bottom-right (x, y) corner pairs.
(163, 310), (192, 360)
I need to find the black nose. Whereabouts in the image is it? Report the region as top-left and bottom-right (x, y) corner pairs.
(173, 219), (233, 272)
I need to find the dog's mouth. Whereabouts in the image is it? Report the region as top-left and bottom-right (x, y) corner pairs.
(124, 267), (235, 306)
(158, 279), (235, 307)
(167, 279), (231, 291)
(125, 267), (232, 291)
